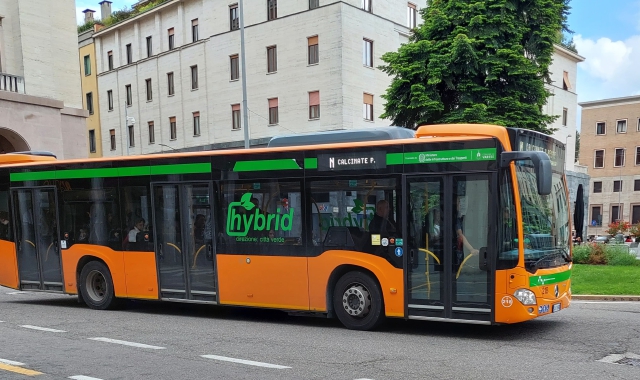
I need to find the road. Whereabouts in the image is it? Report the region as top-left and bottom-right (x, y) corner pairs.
(1, 287), (640, 379)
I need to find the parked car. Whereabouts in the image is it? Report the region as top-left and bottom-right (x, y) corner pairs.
(594, 235), (610, 244)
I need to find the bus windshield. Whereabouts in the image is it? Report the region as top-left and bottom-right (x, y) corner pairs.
(515, 163), (571, 272)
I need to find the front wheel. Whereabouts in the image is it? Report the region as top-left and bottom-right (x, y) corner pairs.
(333, 271), (385, 330)
(79, 261), (119, 310)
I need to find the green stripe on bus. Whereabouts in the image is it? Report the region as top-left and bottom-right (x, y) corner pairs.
(10, 171), (56, 182)
(10, 163), (211, 182)
(233, 159), (301, 172)
(304, 158), (318, 169)
(404, 148), (497, 164)
(529, 270), (571, 287)
(150, 162), (211, 175)
(386, 153), (404, 165)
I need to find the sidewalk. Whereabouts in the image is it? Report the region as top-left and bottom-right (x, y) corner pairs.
(572, 295), (640, 301)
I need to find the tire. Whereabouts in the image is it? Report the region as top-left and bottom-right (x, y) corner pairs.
(333, 271), (385, 331)
(79, 261), (119, 310)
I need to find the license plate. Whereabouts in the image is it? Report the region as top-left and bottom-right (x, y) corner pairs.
(552, 303), (561, 313)
(538, 305), (550, 314)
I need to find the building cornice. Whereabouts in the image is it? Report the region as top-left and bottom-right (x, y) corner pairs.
(93, 0), (178, 38)
(553, 44), (585, 63)
(579, 95), (640, 108)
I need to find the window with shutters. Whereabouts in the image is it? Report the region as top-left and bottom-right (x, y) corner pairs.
(362, 0), (371, 12)
(191, 65), (198, 90)
(230, 4), (239, 30)
(168, 28), (175, 50)
(617, 119), (627, 133)
(125, 84), (132, 106)
(84, 55), (91, 76)
(363, 39), (373, 67)
(267, 46), (277, 73)
(110, 129), (116, 150)
(107, 90), (113, 111)
(593, 181), (602, 193)
(167, 72), (174, 96)
(146, 79), (152, 101)
(230, 55), (239, 80)
(126, 44), (132, 64)
(308, 36), (318, 65)
(148, 121), (155, 144)
(268, 0), (277, 20)
(363, 93), (373, 121)
(108, 51), (114, 70)
(614, 148), (625, 167)
(192, 19), (199, 42)
(268, 98), (278, 125)
(232, 104), (241, 130)
(86, 92), (94, 115)
(193, 112), (200, 136)
(170, 116), (177, 140)
(309, 91), (320, 119)
(594, 150), (604, 168)
(146, 36), (153, 57)
(407, 3), (417, 28)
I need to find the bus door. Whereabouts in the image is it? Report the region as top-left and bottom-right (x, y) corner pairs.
(406, 173), (494, 323)
(11, 187), (64, 292)
(152, 182), (217, 302)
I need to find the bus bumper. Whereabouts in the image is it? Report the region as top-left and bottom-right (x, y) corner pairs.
(0, 240), (19, 289)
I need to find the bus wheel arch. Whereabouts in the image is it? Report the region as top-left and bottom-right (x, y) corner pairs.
(327, 265), (385, 330)
(77, 257), (120, 310)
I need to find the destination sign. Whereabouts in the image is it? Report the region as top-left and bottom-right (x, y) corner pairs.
(317, 151), (386, 171)
(404, 148), (497, 164)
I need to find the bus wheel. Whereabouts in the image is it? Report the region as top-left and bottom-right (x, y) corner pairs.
(79, 261), (117, 310)
(333, 271), (385, 331)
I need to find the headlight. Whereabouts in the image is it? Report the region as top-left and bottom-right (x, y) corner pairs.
(514, 289), (537, 305)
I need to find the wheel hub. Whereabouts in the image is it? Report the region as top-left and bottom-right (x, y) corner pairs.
(342, 284), (371, 317)
(86, 270), (106, 302)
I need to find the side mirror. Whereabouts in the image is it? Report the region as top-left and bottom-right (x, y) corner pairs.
(500, 151), (552, 195)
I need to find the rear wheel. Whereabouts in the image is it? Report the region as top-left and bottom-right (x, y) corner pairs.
(333, 271), (385, 330)
(79, 261), (118, 310)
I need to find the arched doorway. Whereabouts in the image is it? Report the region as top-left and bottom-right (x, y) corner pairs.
(0, 128), (30, 153)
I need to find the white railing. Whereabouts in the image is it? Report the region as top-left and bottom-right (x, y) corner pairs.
(0, 73), (25, 94)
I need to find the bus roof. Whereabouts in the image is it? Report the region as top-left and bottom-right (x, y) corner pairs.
(0, 124), (515, 169)
(0, 152), (57, 165)
(267, 127), (416, 147)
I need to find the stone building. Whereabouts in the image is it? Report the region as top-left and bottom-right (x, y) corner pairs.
(579, 95), (640, 237)
(0, 0), (87, 159)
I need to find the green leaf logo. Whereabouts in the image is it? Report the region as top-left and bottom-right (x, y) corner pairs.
(352, 199), (364, 213)
(240, 193), (255, 211)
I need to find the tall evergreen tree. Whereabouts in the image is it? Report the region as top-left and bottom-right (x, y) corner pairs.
(380, 0), (571, 134)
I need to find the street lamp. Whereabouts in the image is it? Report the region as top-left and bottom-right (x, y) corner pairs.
(618, 148), (625, 223)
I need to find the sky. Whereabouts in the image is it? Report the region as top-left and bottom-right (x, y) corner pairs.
(77, 0), (640, 124)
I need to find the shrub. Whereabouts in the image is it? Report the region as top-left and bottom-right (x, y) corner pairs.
(605, 245), (639, 266)
(78, 20), (95, 33)
(572, 245), (591, 264)
(587, 243), (607, 265)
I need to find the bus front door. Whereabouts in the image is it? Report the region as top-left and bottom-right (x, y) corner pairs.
(12, 187), (64, 292)
(406, 174), (493, 323)
(152, 182), (217, 302)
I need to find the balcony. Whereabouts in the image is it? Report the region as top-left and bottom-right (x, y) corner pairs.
(0, 73), (25, 94)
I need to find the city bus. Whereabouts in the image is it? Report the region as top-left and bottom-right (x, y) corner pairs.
(0, 124), (572, 330)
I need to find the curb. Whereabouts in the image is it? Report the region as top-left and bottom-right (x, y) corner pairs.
(572, 295), (640, 301)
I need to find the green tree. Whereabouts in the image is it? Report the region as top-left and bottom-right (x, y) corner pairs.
(380, 0), (571, 134)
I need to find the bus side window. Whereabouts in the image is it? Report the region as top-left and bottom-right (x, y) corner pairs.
(0, 190), (12, 242)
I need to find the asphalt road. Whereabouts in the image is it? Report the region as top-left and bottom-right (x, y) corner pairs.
(1, 287), (640, 379)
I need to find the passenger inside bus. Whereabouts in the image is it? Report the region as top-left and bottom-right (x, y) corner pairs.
(369, 199), (396, 235)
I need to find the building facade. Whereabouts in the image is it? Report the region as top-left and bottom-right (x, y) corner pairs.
(0, 0), (87, 159)
(545, 45), (585, 173)
(80, 28), (104, 158)
(579, 95), (640, 237)
(92, 0), (421, 155)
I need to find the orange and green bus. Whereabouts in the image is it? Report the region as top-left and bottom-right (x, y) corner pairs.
(0, 124), (571, 330)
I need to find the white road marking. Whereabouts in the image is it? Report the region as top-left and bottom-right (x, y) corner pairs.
(0, 358), (25, 366)
(88, 337), (166, 350)
(6, 291), (28, 295)
(201, 355), (291, 369)
(69, 376), (104, 380)
(20, 325), (66, 333)
(574, 301), (637, 304)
